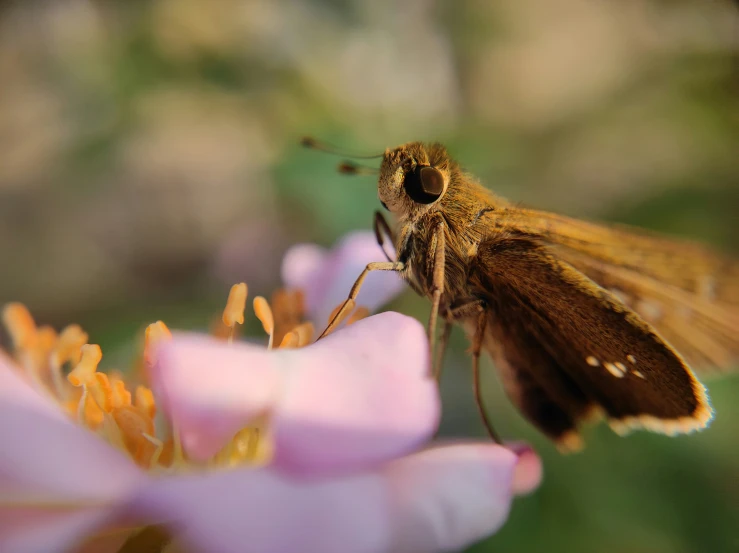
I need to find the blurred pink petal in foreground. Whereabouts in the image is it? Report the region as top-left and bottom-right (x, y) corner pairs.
(135, 444), (531, 553)
(281, 231), (406, 326)
(0, 353), (145, 553)
(1, 301), (542, 553)
(152, 313), (439, 474)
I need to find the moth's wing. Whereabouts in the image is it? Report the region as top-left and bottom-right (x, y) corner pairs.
(470, 236), (713, 445)
(502, 209), (739, 375)
(558, 249), (739, 375)
(476, 314), (598, 451)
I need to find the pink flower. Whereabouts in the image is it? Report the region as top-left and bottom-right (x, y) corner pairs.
(281, 231), (406, 327)
(0, 298), (541, 553)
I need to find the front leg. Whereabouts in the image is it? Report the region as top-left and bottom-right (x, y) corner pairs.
(317, 261), (405, 340)
(373, 211), (396, 263)
(426, 217), (446, 374)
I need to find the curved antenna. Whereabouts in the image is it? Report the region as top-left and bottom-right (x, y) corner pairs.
(301, 136), (383, 159)
(338, 161), (379, 175)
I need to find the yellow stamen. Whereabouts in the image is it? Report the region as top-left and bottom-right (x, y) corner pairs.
(292, 322), (315, 347)
(49, 324), (89, 399)
(254, 296), (275, 350)
(82, 390), (105, 429)
(279, 331), (299, 349)
(111, 378), (132, 409)
(4, 282), (315, 475)
(144, 321), (172, 367)
(135, 386), (156, 419)
(113, 405), (156, 467)
(270, 288), (305, 345)
(92, 372), (114, 413)
(222, 283), (248, 327)
(52, 324), (89, 367)
(36, 325), (57, 353)
(2, 302), (37, 350)
(17, 324), (58, 388)
(142, 433), (165, 469)
(68, 344), (103, 387)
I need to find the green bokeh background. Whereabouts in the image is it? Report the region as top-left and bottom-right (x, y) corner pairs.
(0, 1), (737, 552)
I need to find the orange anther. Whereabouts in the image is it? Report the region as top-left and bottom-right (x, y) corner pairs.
(135, 386), (156, 419)
(279, 331), (299, 349)
(222, 283), (248, 327)
(91, 372), (113, 412)
(82, 392), (104, 429)
(292, 322), (315, 347)
(253, 297), (274, 336)
(52, 325), (88, 367)
(144, 321), (172, 366)
(36, 325), (58, 353)
(113, 405), (155, 464)
(2, 303), (37, 350)
(67, 344), (103, 387)
(347, 306), (370, 326)
(111, 379), (132, 409)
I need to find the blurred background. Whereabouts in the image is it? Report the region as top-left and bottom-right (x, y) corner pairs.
(0, 0), (737, 551)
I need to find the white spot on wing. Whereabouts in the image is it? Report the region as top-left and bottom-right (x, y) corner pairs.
(586, 356), (599, 367)
(633, 370), (646, 379)
(627, 355), (636, 364)
(604, 362), (626, 378)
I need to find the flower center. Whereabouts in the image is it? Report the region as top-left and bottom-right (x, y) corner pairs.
(1, 282), (370, 472)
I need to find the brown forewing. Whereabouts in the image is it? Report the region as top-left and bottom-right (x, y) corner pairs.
(495, 209), (739, 375)
(468, 235), (713, 443)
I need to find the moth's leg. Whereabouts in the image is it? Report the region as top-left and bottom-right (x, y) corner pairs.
(375, 211), (426, 298)
(432, 320), (453, 380)
(317, 261), (405, 340)
(427, 220), (447, 373)
(448, 298), (485, 320)
(472, 309), (503, 444)
(433, 298), (485, 380)
(373, 211), (396, 263)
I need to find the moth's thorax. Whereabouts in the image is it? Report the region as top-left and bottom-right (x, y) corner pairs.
(377, 141), (511, 304)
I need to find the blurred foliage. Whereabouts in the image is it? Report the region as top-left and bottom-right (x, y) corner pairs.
(0, 0), (737, 552)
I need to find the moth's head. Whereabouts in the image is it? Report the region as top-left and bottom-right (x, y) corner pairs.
(377, 142), (452, 218)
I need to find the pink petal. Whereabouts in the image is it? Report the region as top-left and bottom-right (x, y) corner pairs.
(152, 312), (438, 474)
(0, 352), (67, 421)
(151, 334), (282, 461)
(0, 357), (145, 553)
(0, 403), (143, 501)
(271, 312), (437, 474)
(384, 444), (519, 552)
(507, 443), (543, 495)
(281, 232), (406, 326)
(132, 443), (519, 553)
(133, 467), (390, 553)
(0, 507), (120, 553)
(280, 243), (327, 298)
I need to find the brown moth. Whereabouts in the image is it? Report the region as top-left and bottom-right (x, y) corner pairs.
(305, 138), (739, 452)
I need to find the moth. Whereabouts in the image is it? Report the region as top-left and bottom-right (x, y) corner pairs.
(304, 138), (739, 451)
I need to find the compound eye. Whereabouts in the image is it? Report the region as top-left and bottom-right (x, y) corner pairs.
(404, 166), (445, 204)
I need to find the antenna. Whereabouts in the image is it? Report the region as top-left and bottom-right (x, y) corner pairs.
(337, 161), (379, 175)
(301, 136), (383, 160)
